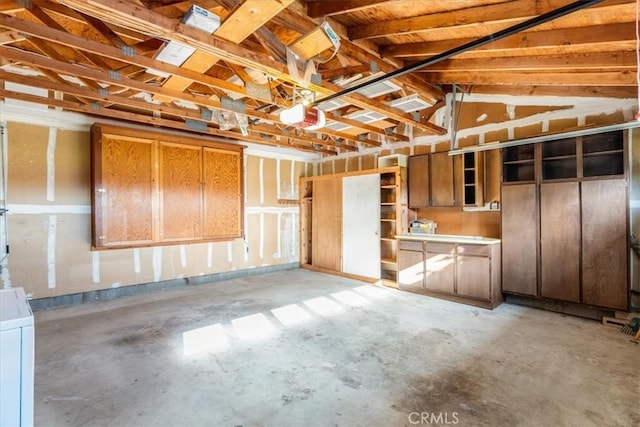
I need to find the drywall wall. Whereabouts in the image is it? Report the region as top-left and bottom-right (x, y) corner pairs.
(0, 111), (316, 299)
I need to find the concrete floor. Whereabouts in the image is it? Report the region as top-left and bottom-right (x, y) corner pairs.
(34, 269), (638, 427)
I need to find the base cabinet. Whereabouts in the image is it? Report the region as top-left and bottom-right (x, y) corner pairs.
(397, 238), (502, 309)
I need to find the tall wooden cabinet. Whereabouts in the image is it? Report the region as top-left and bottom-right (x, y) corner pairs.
(500, 129), (628, 310)
(501, 184), (537, 296)
(312, 178), (342, 272)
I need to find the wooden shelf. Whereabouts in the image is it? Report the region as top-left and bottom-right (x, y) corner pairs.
(380, 202), (396, 206)
(583, 149), (624, 157)
(380, 237), (396, 242)
(381, 257), (396, 265)
(381, 218), (396, 222)
(380, 185), (396, 189)
(503, 159), (535, 165)
(542, 155), (577, 161)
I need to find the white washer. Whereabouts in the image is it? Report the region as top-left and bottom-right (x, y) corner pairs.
(0, 287), (34, 427)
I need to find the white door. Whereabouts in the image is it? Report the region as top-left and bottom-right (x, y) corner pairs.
(342, 174), (380, 278)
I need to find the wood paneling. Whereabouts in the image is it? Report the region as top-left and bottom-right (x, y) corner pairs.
(581, 179), (628, 309)
(159, 142), (202, 241)
(98, 135), (155, 246)
(312, 177), (342, 271)
(457, 255), (491, 300)
(408, 154), (429, 207)
(430, 151), (455, 206)
(540, 182), (581, 303)
(203, 148), (242, 239)
(501, 184), (538, 295)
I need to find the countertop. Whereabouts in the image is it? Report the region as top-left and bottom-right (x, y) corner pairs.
(395, 234), (501, 245)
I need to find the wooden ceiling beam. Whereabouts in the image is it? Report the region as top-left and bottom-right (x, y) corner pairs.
(306, 0), (395, 18)
(0, 87), (335, 154)
(0, 13), (263, 102)
(426, 71), (636, 87)
(415, 51), (637, 72)
(55, 0), (444, 134)
(349, 0), (632, 40)
(271, 4), (443, 103)
(382, 22), (637, 58)
(468, 84), (638, 99)
(157, 0), (294, 100)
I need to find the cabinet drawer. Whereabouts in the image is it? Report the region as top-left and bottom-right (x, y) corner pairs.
(457, 245), (491, 257)
(425, 242), (455, 254)
(398, 240), (423, 251)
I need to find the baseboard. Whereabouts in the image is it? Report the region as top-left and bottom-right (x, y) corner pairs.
(29, 262), (299, 312)
(505, 294), (617, 320)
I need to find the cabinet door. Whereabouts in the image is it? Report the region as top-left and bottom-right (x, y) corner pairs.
(431, 152), (455, 206)
(501, 184), (538, 296)
(312, 178), (342, 271)
(408, 154), (429, 207)
(540, 182), (581, 302)
(398, 249), (424, 287)
(159, 142), (203, 241)
(425, 248), (455, 293)
(457, 255), (491, 300)
(582, 179), (628, 309)
(94, 134), (156, 247)
(202, 148), (243, 239)
(342, 174), (380, 279)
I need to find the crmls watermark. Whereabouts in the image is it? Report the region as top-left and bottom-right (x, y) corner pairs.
(408, 411), (460, 425)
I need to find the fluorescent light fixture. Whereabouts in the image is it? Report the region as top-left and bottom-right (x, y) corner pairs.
(345, 109), (387, 124)
(316, 98), (348, 112)
(324, 120), (351, 132)
(147, 41), (195, 77)
(386, 94), (432, 112)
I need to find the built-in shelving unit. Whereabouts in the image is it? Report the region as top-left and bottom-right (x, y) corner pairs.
(463, 152), (484, 206)
(502, 144), (535, 183)
(380, 170), (399, 284)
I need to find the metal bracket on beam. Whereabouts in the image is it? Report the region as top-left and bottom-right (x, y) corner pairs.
(107, 70), (121, 81)
(221, 96), (246, 114)
(89, 102), (100, 110)
(121, 45), (135, 57)
(97, 88), (109, 97)
(370, 61), (378, 73)
(200, 108), (213, 121)
(185, 118), (208, 132)
(246, 83), (271, 101)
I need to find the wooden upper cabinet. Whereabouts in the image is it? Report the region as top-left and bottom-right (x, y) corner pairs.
(430, 152), (455, 206)
(91, 124), (244, 249)
(203, 148), (243, 239)
(93, 132), (156, 247)
(408, 152), (456, 207)
(159, 142), (203, 242)
(408, 154), (429, 208)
